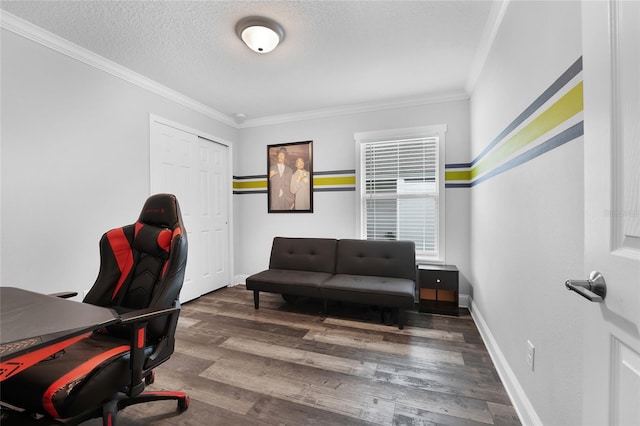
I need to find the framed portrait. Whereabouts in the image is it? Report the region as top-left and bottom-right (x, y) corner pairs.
(267, 140), (313, 213)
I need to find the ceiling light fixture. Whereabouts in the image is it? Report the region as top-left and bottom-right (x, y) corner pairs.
(235, 16), (285, 53)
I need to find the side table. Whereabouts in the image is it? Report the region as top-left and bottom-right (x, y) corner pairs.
(418, 264), (459, 316)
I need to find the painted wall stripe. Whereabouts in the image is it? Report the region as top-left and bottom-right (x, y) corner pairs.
(445, 58), (584, 188)
(445, 170), (472, 182)
(446, 162), (472, 169)
(315, 169), (356, 176)
(236, 189), (267, 194)
(471, 56), (583, 167)
(235, 60), (584, 193)
(233, 174), (266, 180)
(315, 187), (356, 192)
(234, 170), (356, 194)
(471, 81), (583, 180)
(314, 176), (356, 186)
(234, 180), (267, 189)
(470, 121), (584, 186)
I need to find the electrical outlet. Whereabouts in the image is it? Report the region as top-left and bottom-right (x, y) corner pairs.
(526, 340), (535, 371)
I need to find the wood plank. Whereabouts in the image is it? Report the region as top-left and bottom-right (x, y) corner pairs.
(199, 353), (396, 425)
(219, 336), (378, 378)
(323, 317), (466, 342)
(303, 329), (465, 365)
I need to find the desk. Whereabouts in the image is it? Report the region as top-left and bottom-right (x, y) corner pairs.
(0, 287), (119, 381)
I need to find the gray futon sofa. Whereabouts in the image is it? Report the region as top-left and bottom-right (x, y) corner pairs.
(245, 237), (416, 329)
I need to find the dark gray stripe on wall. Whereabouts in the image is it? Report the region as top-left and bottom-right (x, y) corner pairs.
(459, 121), (584, 187)
(471, 56), (583, 167)
(314, 169), (356, 176)
(314, 187), (356, 192)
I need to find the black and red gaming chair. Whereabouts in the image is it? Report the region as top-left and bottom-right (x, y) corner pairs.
(1, 193), (189, 425)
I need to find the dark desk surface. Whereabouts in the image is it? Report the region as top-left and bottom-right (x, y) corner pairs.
(0, 287), (119, 363)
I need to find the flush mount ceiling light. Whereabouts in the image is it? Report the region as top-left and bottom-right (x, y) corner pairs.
(235, 16), (285, 53)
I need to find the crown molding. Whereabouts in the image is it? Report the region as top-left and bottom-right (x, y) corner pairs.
(0, 11), (237, 127)
(2, 10), (472, 130)
(239, 90), (470, 128)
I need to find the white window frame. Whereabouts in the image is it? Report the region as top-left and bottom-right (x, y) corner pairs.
(355, 125), (447, 263)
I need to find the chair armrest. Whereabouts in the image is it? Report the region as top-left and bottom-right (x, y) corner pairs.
(49, 291), (78, 299)
(118, 301), (181, 397)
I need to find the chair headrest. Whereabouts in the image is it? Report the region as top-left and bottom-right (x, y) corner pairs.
(138, 194), (182, 229)
(133, 222), (172, 256)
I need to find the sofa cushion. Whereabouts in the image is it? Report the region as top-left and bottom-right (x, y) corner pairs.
(321, 274), (415, 308)
(245, 269), (333, 298)
(268, 237), (338, 274)
(335, 239), (416, 281)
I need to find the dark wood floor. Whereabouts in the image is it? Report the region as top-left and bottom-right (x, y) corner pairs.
(5, 285), (521, 425)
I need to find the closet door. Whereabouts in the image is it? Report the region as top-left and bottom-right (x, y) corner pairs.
(150, 118), (230, 302)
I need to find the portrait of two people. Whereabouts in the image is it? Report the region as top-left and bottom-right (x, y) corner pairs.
(268, 142), (312, 212)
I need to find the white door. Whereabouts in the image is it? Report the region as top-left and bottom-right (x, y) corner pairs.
(580, 1), (640, 425)
(150, 119), (230, 303)
(206, 135), (231, 293)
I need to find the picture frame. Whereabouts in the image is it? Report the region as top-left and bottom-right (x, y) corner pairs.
(267, 140), (313, 213)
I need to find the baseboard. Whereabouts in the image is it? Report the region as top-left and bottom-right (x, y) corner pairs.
(459, 293), (470, 308)
(233, 274), (250, 286)
(469, 299), (542, 426)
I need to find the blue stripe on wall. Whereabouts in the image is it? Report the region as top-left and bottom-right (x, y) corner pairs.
(448, 121), (584, 188)
(470, 57), (583, 168)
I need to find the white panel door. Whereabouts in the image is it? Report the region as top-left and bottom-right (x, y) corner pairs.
(202, 136), (230, 291)
(581, 1), (640, 425)
(150, 120), (230, 303)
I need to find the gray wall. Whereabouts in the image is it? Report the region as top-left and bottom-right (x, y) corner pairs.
(469, 1), (584, 424)
(0, 29), (238, 296)
(233, 101), (472, 298)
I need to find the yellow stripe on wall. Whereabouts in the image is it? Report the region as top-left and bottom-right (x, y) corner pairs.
(471, 81), (583, 180)
(445, 170), (472, 181)
(314, 176), (356, 186)
(233, 180), (267, 189)
(233, 173), (356, 191)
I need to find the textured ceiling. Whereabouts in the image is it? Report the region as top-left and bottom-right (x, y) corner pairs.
(1, 0), (497, 124)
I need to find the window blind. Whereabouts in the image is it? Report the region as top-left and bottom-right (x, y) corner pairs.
(362, 137), (439, 256)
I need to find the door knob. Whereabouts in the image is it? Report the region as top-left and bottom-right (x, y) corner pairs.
(565, 271), (607, 302)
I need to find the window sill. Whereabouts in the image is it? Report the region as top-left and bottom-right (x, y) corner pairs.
(416, 255), (444, 265)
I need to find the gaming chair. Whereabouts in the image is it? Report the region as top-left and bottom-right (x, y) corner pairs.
(1, 193), (189, 425)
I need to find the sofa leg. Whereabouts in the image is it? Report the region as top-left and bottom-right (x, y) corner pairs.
(381, 307), (393, 325)
(253, 290), (259, 309)
(398, 309), (404, 330)
(323, 299), (328, 315)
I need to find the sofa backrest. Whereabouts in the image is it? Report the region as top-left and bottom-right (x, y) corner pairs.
(269, 237), (338, 273)
(335, 239), (416, 281)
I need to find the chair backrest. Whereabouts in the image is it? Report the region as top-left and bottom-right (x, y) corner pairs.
(84, 193), (188, 340)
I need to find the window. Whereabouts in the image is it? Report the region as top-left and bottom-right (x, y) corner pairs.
(355, 125), (446, 262)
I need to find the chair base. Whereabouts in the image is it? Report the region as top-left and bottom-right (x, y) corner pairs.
(1, 391), (189, 426)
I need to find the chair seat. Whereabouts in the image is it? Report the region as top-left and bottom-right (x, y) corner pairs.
(2, 333), (135, 420)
